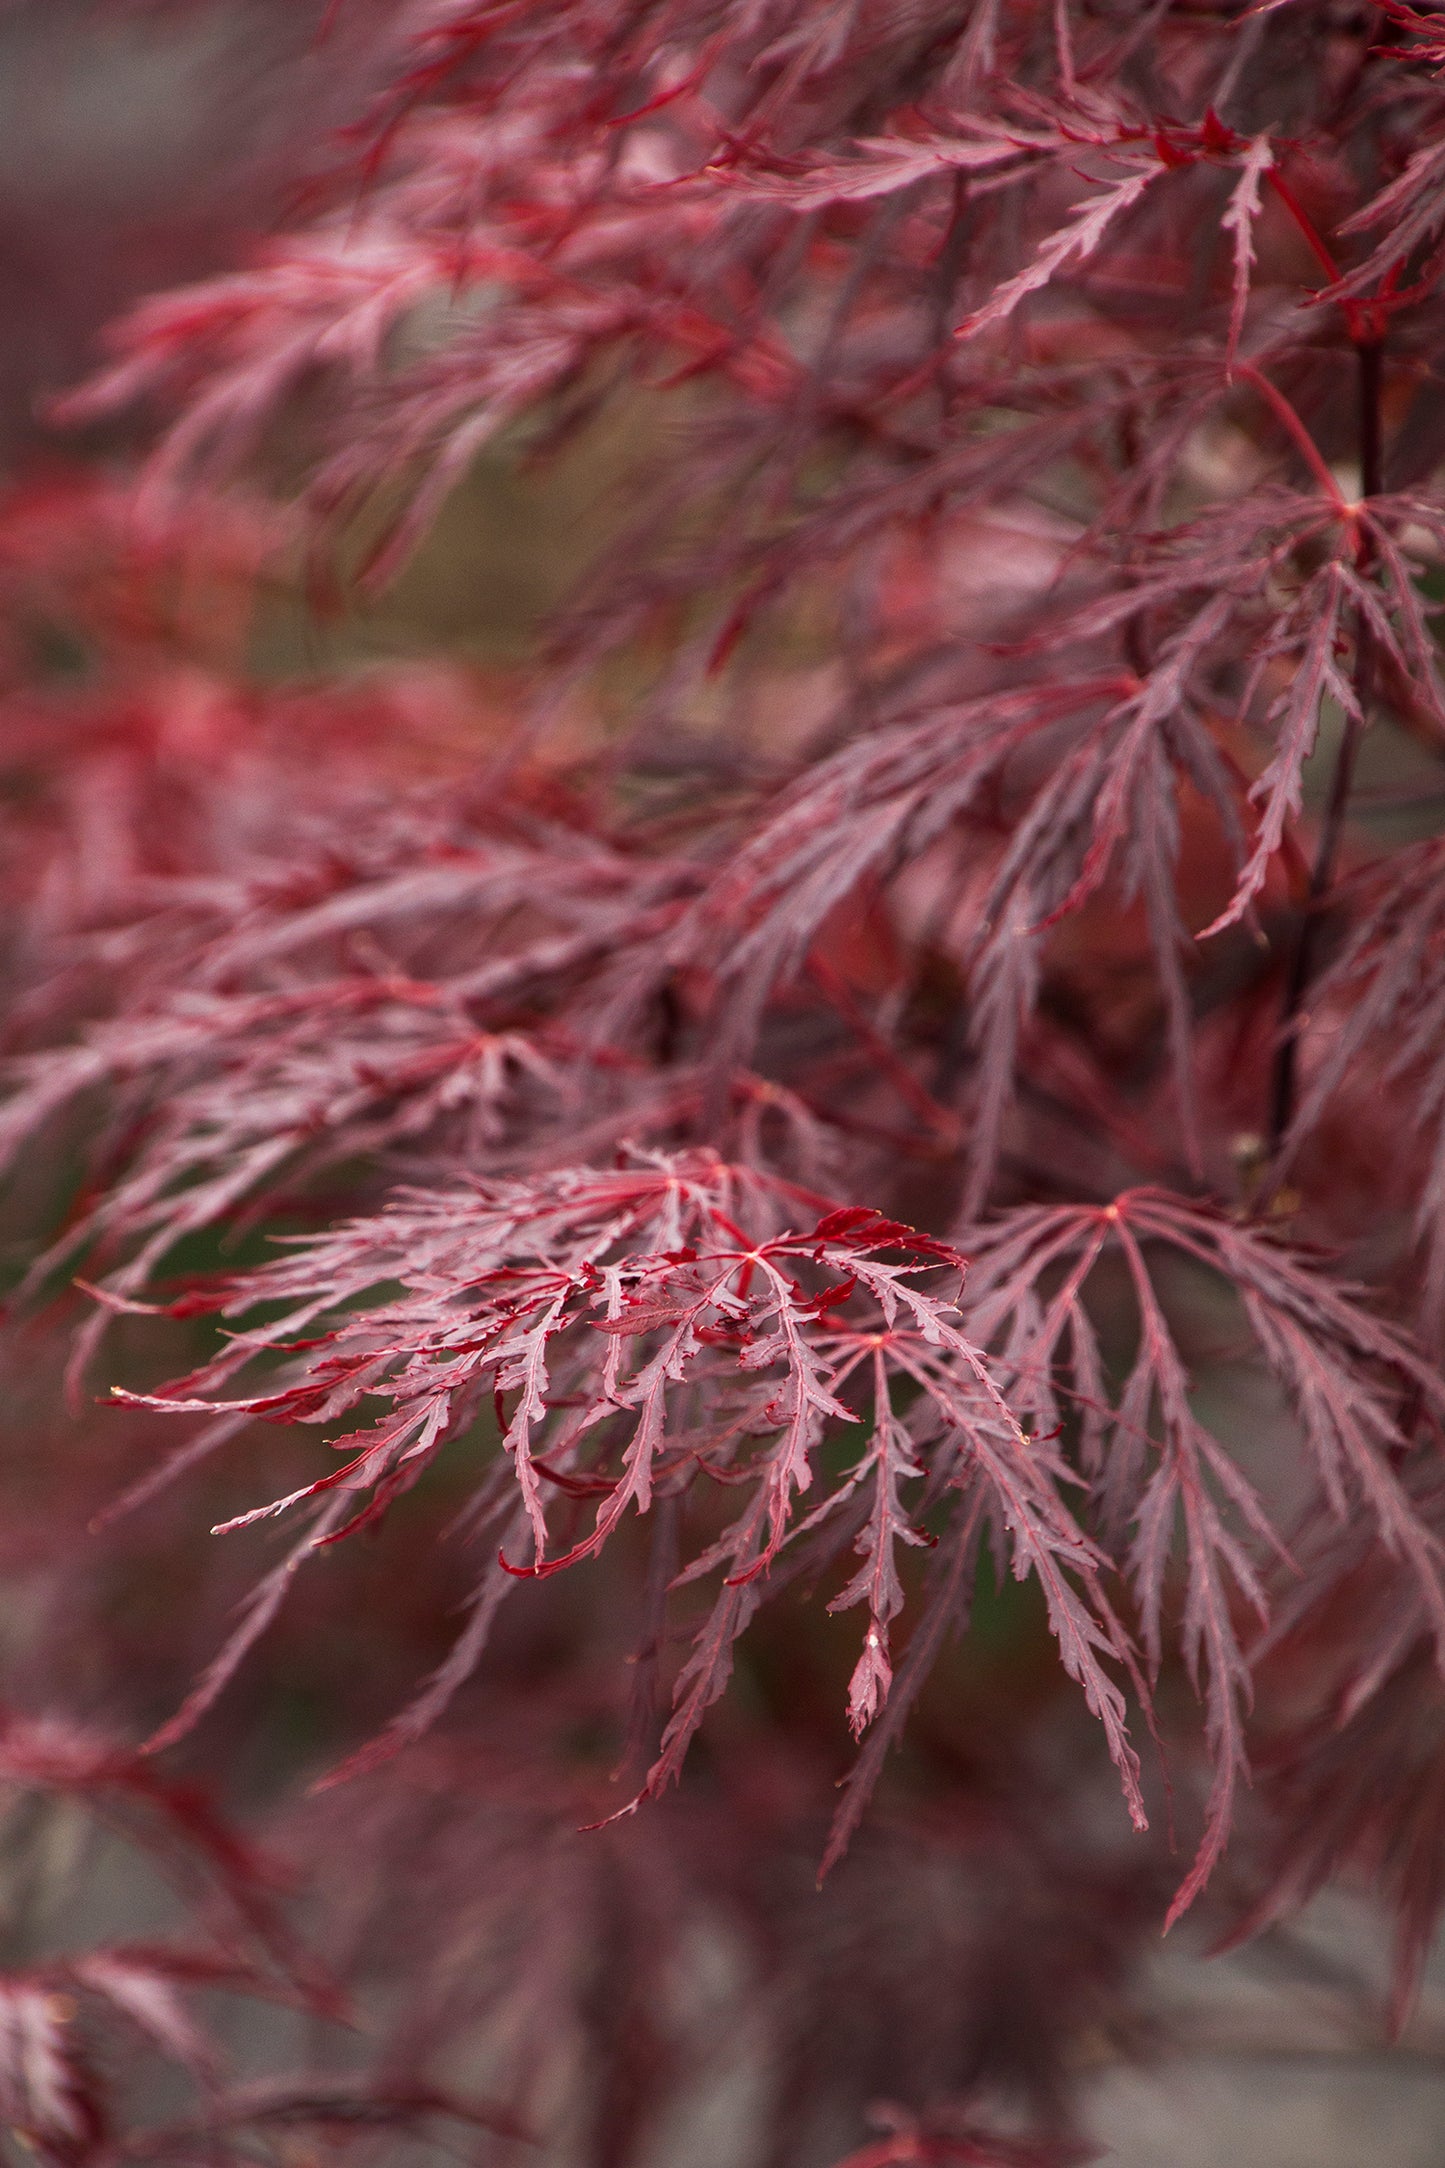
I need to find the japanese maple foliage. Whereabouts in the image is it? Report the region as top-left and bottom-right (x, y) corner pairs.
(7, 0), (1445, 2159)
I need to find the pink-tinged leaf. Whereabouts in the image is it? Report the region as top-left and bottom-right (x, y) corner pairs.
(1220, 136), (1273, 368)
(831, 1344), (931, 1734)
(715, 127), (1033, 209)
(954, 168), (1159, 341)
(94, 1149), (1154, 1818)
(823, 1500), (986, 1880)
(1200, 568), (1355, 938)
(956, 1190), (1445, 1916)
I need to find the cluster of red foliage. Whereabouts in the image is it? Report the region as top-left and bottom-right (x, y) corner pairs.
(5, 1), (1445, 2159)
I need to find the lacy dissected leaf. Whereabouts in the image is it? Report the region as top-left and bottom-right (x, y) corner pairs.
(713, 121), (1040, 210)
(109, 1152), (1141, 1823)
(955, 1188), (1445, 1917)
